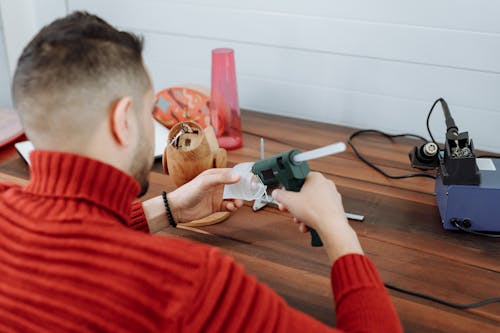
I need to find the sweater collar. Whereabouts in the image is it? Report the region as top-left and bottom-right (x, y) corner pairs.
(25, 150), (140, 224)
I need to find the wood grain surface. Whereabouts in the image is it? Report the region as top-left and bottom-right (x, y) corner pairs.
(1, 110), (498, 332)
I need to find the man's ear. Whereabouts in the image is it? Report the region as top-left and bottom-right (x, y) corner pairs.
(110, 96), (133, 146)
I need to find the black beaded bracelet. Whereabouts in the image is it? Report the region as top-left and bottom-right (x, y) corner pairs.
(161, 191), (177, 228)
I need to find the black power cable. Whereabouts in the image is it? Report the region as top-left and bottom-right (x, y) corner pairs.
(426, 98), (444, 144)
(451, 220), (500, 238)
(348, 129), (436, 179)
(347, 98), (500, 309)
(384, 283), (500, 309)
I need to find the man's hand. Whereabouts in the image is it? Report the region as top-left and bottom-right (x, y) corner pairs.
(272, 172), (363, 264)
(142, 168), (244, 233)
(167, 168), (244, 223)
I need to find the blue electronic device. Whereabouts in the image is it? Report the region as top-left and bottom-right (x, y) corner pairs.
(435, 158), (500, 232)
(409, 98), (500, 234)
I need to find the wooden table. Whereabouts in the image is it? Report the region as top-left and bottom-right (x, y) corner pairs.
(1, 110), (499, 332)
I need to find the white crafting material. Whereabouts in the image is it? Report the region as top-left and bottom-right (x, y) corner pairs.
(14, 140), (34, 165)
(153, 118), (170, 157)
(223, 162), (267, 200)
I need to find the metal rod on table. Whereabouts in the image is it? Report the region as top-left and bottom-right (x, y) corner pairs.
(346, 213), (365, 221)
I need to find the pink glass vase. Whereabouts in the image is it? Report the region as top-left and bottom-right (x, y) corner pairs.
(210, 48), (243, 150)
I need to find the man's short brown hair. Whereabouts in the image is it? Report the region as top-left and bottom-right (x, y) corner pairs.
(12, 11), (151, 147)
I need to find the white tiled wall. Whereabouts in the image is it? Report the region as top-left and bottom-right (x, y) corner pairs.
(2, 0), (500, 152)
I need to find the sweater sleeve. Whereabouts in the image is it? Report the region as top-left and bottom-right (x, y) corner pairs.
(126, 200), (150, 233)
(332, 254), (403, 332)
(183, 251), (402, 333)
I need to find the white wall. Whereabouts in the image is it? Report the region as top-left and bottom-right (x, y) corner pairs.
(2, 0), (500, 152)
(0, 8), (12, 108)
(0, 0), (66, 108)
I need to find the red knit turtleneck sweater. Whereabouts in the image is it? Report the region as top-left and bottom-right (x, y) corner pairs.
(0, 151), (402, 332)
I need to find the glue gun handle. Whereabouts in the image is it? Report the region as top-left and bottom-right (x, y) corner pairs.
(286, 178), (323, 247)
(309, 228), (323, 247)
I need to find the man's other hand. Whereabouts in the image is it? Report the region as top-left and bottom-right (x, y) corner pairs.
(168, 168), (244, 223)
(271, 172), (363, 263)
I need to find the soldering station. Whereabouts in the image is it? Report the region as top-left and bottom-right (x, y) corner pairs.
(342, 97), (500, 311)
(349, 97), (500, 237)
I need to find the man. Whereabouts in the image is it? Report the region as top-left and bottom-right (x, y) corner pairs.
(0, 12), (402, 332)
